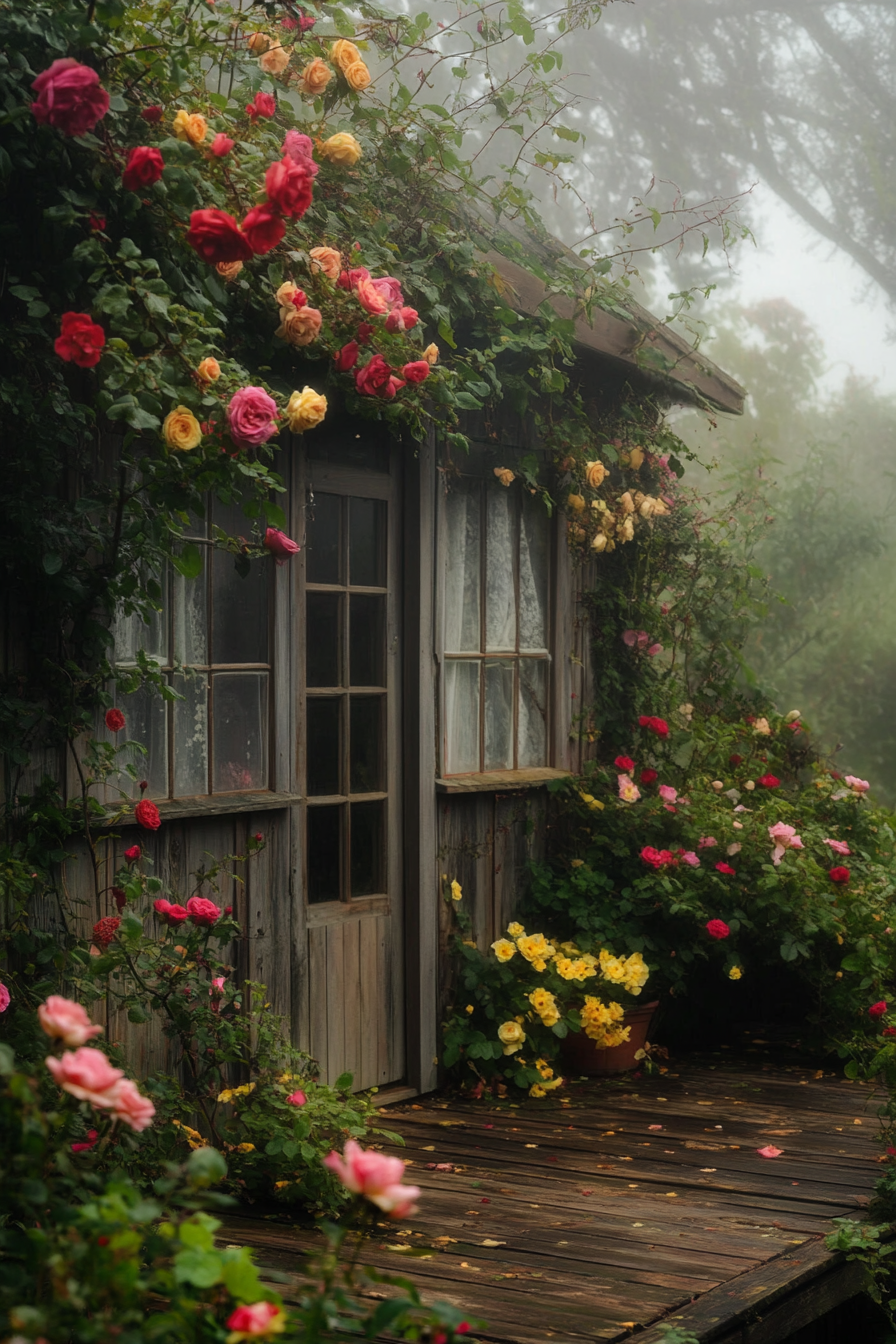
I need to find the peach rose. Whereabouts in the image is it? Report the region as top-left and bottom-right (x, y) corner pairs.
(423, 343), (439, 365)
(246, 32), (272, 52)
(286, 386), (327, 432)
(38, 995), (103, 1047)
(172, 110), (208, 145)
(216, 260), (243, 282)
(584, 460), (608, 489)
(110, 1077), (156, 1132)
(494, 467), (515, 487)
(259, 44), (291, 76)
(197, 357), (221, 382)
(625, 446), (645, 469)
(567, 493), (586, 513)
(319, 132), (362, 166)
(309, 245), (341, 280)
(619, 490), (635, 514)
(330, 39), (361, 71)
(301, 58), (332, 97)
(46, 1047), (124, 1108)
(275, 305), (322, 346)
(343, 59), (371, 92)
(355, 276), (388, 315)
(163, 405), (202, 451)
(275, 280), (305, 309)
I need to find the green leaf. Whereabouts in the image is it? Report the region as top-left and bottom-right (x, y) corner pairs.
(42, 553), (63, 575)
(95, 283), (132, 317)
(454, 391), (483, 411)
(171, 543), (203, 580)
(222, 1250), (264, 1301)
(334, 1071), (354, 1090)
(173, 1247), (223, 1288)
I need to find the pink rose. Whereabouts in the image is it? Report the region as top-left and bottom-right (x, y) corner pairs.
(227, 386), (279, 448)
(681, 851), (700, 867)
(186, 895), (221, 927)
(286, 1089), (307, 1106)
(45, 1047), (124, 1108)
(282, 130), (319, 176)
(338, 266), (370, 290)
(370, 276), (404, 307)
(402, 360), (430, 384)
(617, 773), (640, 803)
(154, 899), (188, 927)
(697, 836), (717, 849)
(211, 132), (235, 157)
(31, 59), (110, 138)
(0, 982), (9, 1013)
(324, 1138), (420, 1216)
(355, 277), (389, 315)
(264, 527), (300, 564)
(385, 305), (418, 333)
(226, 1303), (284, 1338)
(110, 1077), (156, 1131)
(844, 775), (870, 793)
(71, 1128), (99, 1153)
(264, 156), (314, 218)
(768, 821), (803, 867)
(824, 838), (851, 856)
(658, 785), (677, 803)
(38, 995), (103, 1047)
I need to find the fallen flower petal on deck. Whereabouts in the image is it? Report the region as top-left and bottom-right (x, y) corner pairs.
(757, 1145), (784, 1158)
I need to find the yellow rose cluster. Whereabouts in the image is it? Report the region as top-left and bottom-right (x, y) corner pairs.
(580, 996), (629, 1048)
(515, 932), (556, 972)
(528, 987), (560, 1027)
(598, 948), (649, 995)
(588, 489), (670, 554)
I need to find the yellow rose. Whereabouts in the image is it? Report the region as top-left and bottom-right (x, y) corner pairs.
(591, 532), (608, 553)
(627, 446), (645, 469)
(163, 405), (202, 452)
(491, 938), (516, 962)
(286, 386), (327, 433)
(275, 280), (304, 308)
(235, 1142), (255, 1153)
(320, 132), (362, 166)
(423, 343), (439, 365)
(196, 357), (221, 382)
(330, 38), (361, 71)
(567, 493), (585, 513)
(620, 516), (635, 543)
(259, 43), (291, 76)
(584, 460), (608, 489)
(529, 1083), (546, 1098)
(301, 58), (332, 97)
(507, 922), (525, 938)
(309, 245), (342, 280)
(465, 1004), (474, 1014)
(450, 879), (463, 901)
(728, 966), (743, 980)
(246, 32), (272, 52)
(343, 58), (372, 91)
(497, 1020), (526, 1055)
(216, 260), (243, 282)
(173, 110), (208, 145)
(493, 467), (515, 487)
(276, 305), (323, 347)
(619, 490), (635, 515)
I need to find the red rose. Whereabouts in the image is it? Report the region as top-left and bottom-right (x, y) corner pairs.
(883, 1027), (896, 1038)
(385, 305), (419, 333)
(829, 866), (850, 884)
(641, 846), (675, 870)
(211, 132), (234, 157)
(31, 59), (110, 138)
(89, 212), (105, 232)
(402, 360), (430, 384)
(186, 208), (254, 264)
(757, 774), (780, 788)
(714, 862), (735, 876)
(240, 204), (285, 255)
(264, 156), (313, 218)
(246, 91), (277, 121)
(729, 754), (743, 766)
(154, 898), (188, 927)
(105, 708), (125, 732)
(614, 756), (635, 772)
(71, 1129), (99, 1153)
(264, 527), (300, 564)
(93, 916), (121, 949)
(355, 353), (394, 398)
(640, 768), (658, 785)
(141, 105), (164, 123)
(357, 322), (374, 343)
(290, 289), (307, 308)
(186, 895), (221, 927)
(706, 918), (730, 939)
(135, 799), (161, 831)
(869, 1001), (888, 1019)
(122, 146), (164, 192)
(54, 312), (105, 368)
(638, 715), (669, 738)
(254, 832), (263, 842)
(334, 340), (359, 371)
(123, 845), (141, 863)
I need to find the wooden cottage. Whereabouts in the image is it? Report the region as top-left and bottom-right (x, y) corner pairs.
(66, 261), (744, 1102)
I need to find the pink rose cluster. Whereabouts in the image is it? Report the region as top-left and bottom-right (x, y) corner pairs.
(324, 1138), (420, 1217)
(40, 996), (155, 1131)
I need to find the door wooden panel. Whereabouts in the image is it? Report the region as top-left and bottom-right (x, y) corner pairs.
(307, 914), (396, 1089)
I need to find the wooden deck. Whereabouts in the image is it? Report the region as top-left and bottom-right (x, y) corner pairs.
(222, 1052), (885, 1343)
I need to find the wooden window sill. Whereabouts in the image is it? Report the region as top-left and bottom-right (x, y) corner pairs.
(435, 767), (571, 795)
(93, 791), (304, 828)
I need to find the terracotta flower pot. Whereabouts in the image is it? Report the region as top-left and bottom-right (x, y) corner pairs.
(559, 1000), (659, 1077)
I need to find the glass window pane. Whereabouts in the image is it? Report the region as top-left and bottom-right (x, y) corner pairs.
(349, 594), (385, 686)
(212, 671), (268, 791)
(172, 672), (208, 796)
(211, 549), (268, 665)
(307, 697), (341, 796)
(306, 593), (342, 687)
(443, 660), (480, 774)
(518, 659), (547, 769)
(114, 683), (168, 799)
(172, 568), (208, 666)
(350, 696), (383, 793)
(349, 498), (386, 587)
(485, 486), (516, 652)
(351, 800), (385, 897)
(443, 482), (481, 653)
(519, 492), (549, 652)
(306, 493), (341, 584)
(113, 586), (168, 666)
(484, 660), (514, 771)
(307, 804), (342, 903)
(307, 428), (389, 472)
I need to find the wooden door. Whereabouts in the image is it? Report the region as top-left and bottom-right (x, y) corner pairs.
(298, 436), (404, 1089)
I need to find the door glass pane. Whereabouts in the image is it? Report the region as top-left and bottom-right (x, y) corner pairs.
(212, 671), (268, 791)
(443, 482), (481, 653)
(351, 800), (385, 897)
(307, 697), (341, 796)
(211, 548), (268, 664)
(350, 696), (383, 793)
(113, 589), (168, 666)
(349, 498), (386, 587)
(307, 804), (341, 903)
(484, 659), (514, 771)
(518, 658), (547, 768)
(443, 660), (480, 774)
(349, 594), (385, 686)
(173, 672), (208, 796)
(306, 592), (342, 687)
(519, 492), (549, 652)
(307, 429), (389, 472)
(115, 683), (168, 798)
(306, 493), (341, 584)
(485, 486), (516, 651)
(173, 568), (208, 665)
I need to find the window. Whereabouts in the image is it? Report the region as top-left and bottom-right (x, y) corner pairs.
(110, 499), (271, 799)
(441, 474), (550, 774)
